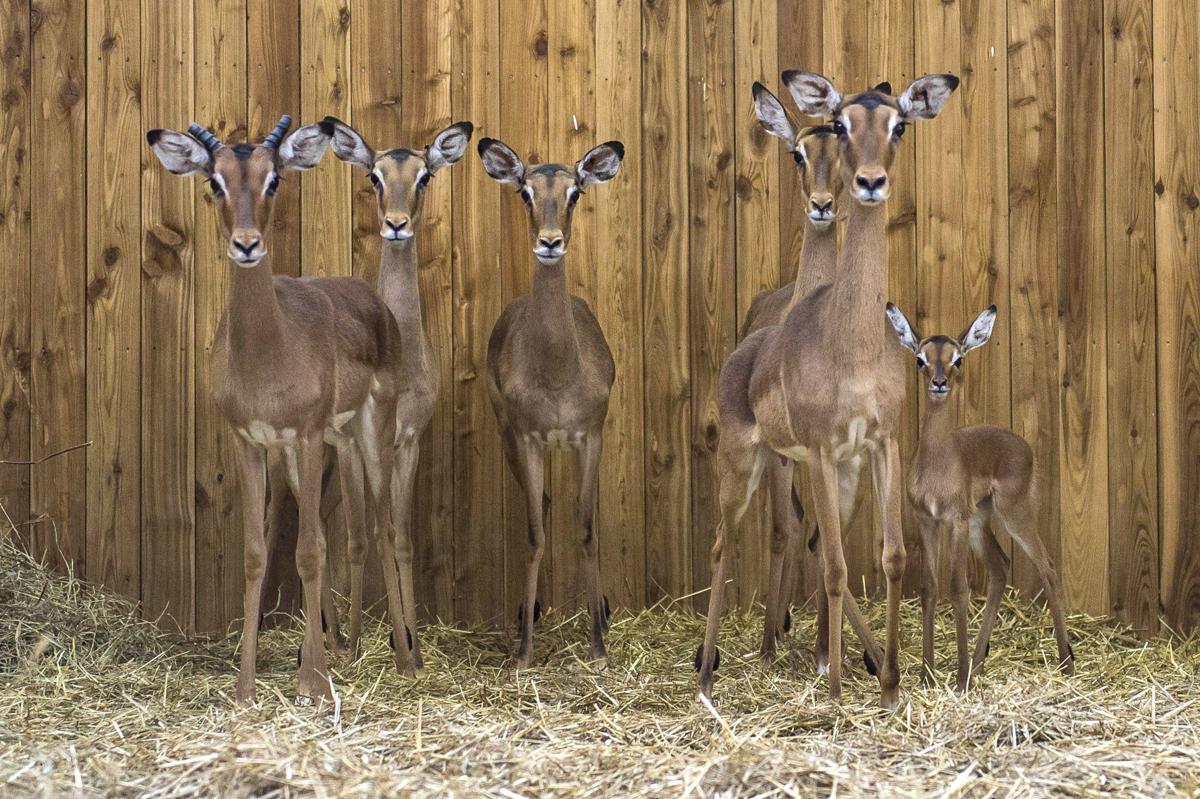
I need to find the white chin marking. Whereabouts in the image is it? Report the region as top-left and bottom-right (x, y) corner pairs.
(383, 231), (414, 241)
(232, 256), (263, 268)
(535, 252), (563, 265)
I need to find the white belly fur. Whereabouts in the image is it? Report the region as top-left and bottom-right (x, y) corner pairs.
(526, 430), (586, 450)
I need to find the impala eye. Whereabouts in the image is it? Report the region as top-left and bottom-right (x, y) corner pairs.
(208, 177), (224, 198)
(952, 356), (963, 369)
(417, 172), (432, 190)
(832, 120), (847, 137)
(892, 122), (907, 140)
(567, 188), (581, 207)
(792, 151), (806, 166)
(265, 174), (280, 196)
(519, 186), (532, 206)
(368, 172), (381, 190)
(915, 354), (928, 369)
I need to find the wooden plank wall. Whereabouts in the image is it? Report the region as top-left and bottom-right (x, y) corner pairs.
(0, 0), (1195, 638)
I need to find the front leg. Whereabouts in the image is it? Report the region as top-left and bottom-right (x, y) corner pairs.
(761, 457), (797, 662)
(807, 447), (847, 701)
(515, 438), (546, 668)
(948, 515), (972, 691)
(575, 433), (607, 663)
(293, 432), (334, 705)
(918, 515), (941, 685)
(392, 439), (424, 670)
(869, 437), (906, 709)
(234, 439), (268, 706)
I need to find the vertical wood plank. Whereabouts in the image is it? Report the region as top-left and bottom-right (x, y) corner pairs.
(595, 0), (646, 610)
(0, 0), (31, 542)
(86, 0), (142, 599)
(141, 0), (195, 629)
(1105, 0), (1159, 635)
(498, 0), (550, 615)
(1056, 0), (1109, 614)
(1153, 0), (1200, 631)
(642, 0), (690, 602)
(687, 0), (734, 612)
(731, 0), (777, 609)
(30, 0), (87, 573)
(451, 0), (506, 622)
(1007, 0), (1060, 597)
(405, 0), (456, 620)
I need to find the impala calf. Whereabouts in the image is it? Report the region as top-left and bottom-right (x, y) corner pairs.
(324, 116), (474, 666)
(147, 116), (417, 705)
(477, 136), (624, 668)
(885, 303), (1075, 690)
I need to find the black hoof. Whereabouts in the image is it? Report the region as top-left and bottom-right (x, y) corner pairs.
(388, 627), (414, 652)
(693, 644), (720, 672)
(782, 607), (792, 634)
(516, 600), (543, 629)
(863, 649), (878, 677)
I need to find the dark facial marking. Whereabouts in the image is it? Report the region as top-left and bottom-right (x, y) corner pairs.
(231, 143), (255, 161)
(385, 148), (416, 162)
(530, 163), (571, 178)
(844, 91), (894, 111)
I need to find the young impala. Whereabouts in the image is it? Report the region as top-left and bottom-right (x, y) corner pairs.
(885, 303), (1075, 689)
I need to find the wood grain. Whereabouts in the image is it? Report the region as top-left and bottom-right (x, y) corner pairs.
(140, 0), (195, 631)
(1105, 0), (1158, 635)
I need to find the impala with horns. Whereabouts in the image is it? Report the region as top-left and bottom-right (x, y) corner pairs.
(146, 115), (418, 706)
(885, 302), (1075, 690)
(695, 73), (959, 707)
(477, 136), (624, 668)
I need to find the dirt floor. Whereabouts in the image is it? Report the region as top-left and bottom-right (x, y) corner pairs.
(3, 539), (1199, 798)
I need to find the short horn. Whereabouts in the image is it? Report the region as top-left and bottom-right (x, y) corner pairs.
(263, 114), (293, 149)
(187, 123), (223, 152)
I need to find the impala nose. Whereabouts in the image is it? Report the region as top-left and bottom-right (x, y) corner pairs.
(535, 232), (565, 260)
(383, 215), (412, 239)
(855, 173), (887, 192)
(229, 232), (264, 264)
(808, 194), (834, 222)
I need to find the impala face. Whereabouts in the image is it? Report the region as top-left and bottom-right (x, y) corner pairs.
(324, 118), (474, 241)
(782, 72), (960, 206)
(477, 137), (624, 264)
(752, 81), (842, 228)
(146, 116), (333, 266)
(886, 302), (998, 402)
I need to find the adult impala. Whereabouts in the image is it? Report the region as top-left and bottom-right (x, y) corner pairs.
(324, 115), (474, 666)
(477, 136), (624, 667)
(146, 116), (416, 705)
(695, 74), (959, 707)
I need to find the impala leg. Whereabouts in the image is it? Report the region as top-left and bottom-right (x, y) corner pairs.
(576, 433), (607, 662)
(808, 447), (847, 701)
(514, 438), (546, 669)
(293, 433), (333, 705)
(918, 516), (940, 685)
(761, 457), (795, 662)
(258, 455), (290, 625)
(392, 440), (424, 670)
(969, 504), (1009, 675)
(998, 499), (1074, 676)
(870, 437), (906, 708)
(335, 439), (369, 660)
(234, 439), (268, 706)
(774, 481), (805, 640)
(697, 445), (766, 699)
(948, 516), (972, 691)
(317, 452), (345, 652)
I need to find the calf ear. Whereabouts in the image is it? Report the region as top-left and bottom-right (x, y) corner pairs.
(427, 122), (474, 172)
(958, 305), (998, 355)
(885, 302), (921, 354)
(576, 141), (624, 186)
(752, 82), (799, 149)
(278, 121), (334, 172)
(146, 129), (212, 176)
(898, 74), (960, 120)
(477, 137), (526, 185)
(781, 70), (842, 119)
(323, 116), (375, 170)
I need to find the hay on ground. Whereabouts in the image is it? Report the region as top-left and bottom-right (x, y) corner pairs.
(2, 536), (1198, 798)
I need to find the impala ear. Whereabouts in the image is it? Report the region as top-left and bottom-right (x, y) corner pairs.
(898, 74), (960, 120)
(781, 70), (842, 119)
(958, 305), (997, 355)
(278, 121), (334, 172)
(323, 116), (375, 170)
(427, 121), (474, 172)
(576, 141), (624, 186)
(752, 82), (799, 148)
(146, 129), (212, 176)
(477, 137), (526, 185)
(873, 81), (893, 95)
(885, 302), (921, 354)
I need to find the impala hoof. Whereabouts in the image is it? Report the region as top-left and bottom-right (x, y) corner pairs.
(693, 644), (720, 672)
(863, 649), (879, 677)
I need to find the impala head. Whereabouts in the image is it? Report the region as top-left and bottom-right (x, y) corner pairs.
(145, 116), (333, 266)
(477, 137), (624, 264)
(781, 72), (959, 206)
(886, 302), (997, 402)
(323, 117), (474, 240)
(752, 81), (842, 228)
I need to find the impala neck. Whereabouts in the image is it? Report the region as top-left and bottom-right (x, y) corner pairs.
(227, 256), (288, 362)
(834, 200), (891, 364)
(379, 238), (427, 369)
(917, 392), (958, 463)
(790, 218), (838, 305)
(528, 255), (579, 381)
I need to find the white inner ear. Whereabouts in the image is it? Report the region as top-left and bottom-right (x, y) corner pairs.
(483, 148), (523, 184)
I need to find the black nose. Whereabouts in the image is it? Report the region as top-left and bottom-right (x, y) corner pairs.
(810, 199), (833, 214)
(538, 236), (563, 250)
(932, 376), (948, 388)
(387, 218), (408, 231)
(855, 174), (887, 191)
(234, 238), (260, 255)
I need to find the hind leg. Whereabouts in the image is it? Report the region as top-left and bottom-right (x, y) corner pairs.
(334, 438), (369, 659)
(969, 501), (1009, 675)
(761, 457), (797, 662)
(575, 432), (607, 663)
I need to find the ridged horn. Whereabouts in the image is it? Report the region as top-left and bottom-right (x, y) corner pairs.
(263, 114), (292, 149)
(187, 123), (223, 152)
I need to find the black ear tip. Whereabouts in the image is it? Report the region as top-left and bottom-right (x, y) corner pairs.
(321, 115), (346, 129)
(988, 303), (997, 313)
(874, 81), (893, 95)
(752, 80), (767, 95)
(317, 119), (335, 136)
(606, 140), (625, 159)
(146, 129), (163, 146)
(946, 74), (961, 90)
(458, 121), (475, 137)
(886, 301), (896, 311)
(477, 137), (496, 155)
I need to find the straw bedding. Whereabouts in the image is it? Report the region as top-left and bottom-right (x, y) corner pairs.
(2, 537), (1198, 798)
